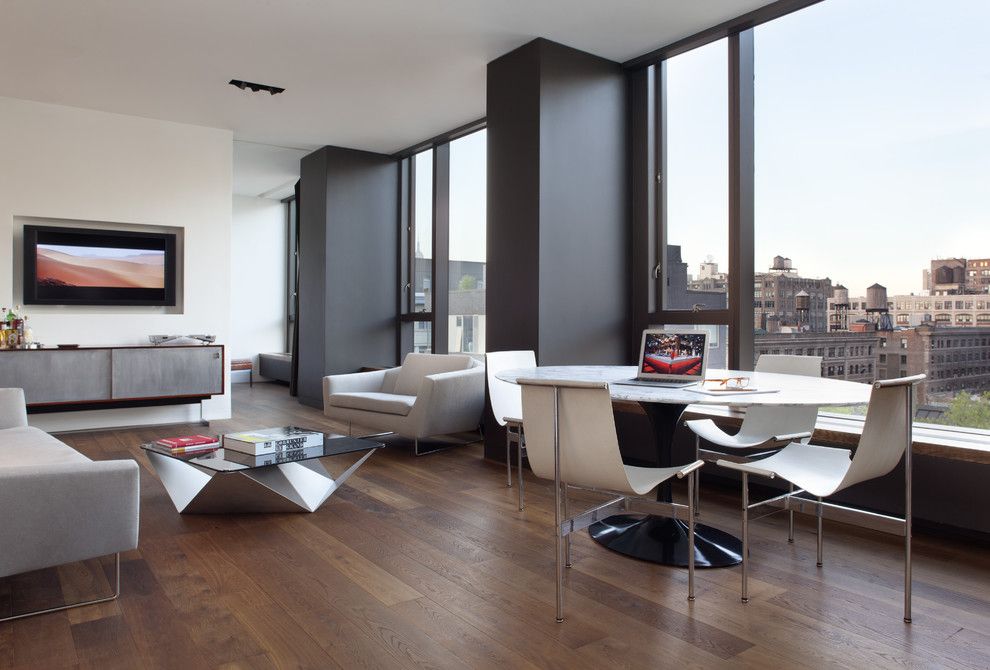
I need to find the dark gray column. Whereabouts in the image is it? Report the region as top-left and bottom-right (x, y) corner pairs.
(485, 38), (629, 459)
(297, 146), (399, 408)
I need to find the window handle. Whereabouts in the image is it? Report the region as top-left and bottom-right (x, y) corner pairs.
(653, 263), (662, 279)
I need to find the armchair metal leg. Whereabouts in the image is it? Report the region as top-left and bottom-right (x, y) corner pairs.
(787, 482), (795, 543)
(741, 473), (749, 603)
(687, 471), (696, 601)
(816, 496), (824, 567)
(551, 386), (564, 623)
(0, 553), (121, 623)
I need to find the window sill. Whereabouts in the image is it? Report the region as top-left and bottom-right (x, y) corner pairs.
(614, 400), (990, 465)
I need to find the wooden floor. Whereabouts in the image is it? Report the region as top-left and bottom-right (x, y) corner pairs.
(2, 382), (989, 669)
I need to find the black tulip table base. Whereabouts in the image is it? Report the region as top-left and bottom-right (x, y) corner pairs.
(588, 514), (743, 568)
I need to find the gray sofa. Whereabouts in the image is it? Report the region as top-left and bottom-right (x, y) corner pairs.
(323, 353), (485, 454)
(0, 388), (139, 621)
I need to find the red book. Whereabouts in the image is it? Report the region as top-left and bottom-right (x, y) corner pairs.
(157, 435), (219, 450)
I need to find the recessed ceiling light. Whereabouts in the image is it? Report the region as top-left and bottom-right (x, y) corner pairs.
(228, 79), (285, 95)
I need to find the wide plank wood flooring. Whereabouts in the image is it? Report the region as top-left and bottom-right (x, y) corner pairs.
(2, 382), (989, 669)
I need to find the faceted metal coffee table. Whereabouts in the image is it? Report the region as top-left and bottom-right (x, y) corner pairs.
(142, 434), (383, 513)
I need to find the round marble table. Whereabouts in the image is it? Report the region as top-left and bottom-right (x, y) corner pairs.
(497, 365), (872, 568)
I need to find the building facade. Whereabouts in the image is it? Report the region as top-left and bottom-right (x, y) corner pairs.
(754, 256), (831, 333)
(833, 294), (990, 329)
(876, 325), (990, 404)
(754, 330), (879, 383)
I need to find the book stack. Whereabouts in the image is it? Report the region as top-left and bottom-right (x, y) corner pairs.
(223, 445), (325, 468)
(156, 434), (220, 454)
(222, 426), (324, 456)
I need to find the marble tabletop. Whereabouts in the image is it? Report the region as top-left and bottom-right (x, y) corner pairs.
(495, 365), (872, 407)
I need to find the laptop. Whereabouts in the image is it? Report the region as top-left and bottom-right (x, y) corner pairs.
(615, 329), (709, 388)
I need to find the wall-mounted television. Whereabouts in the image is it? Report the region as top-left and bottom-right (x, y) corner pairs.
(23, 225), (177, 306)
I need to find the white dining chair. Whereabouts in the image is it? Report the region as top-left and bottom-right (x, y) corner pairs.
(519, 377), (704, 622)
(684, 354), (822, 532)
(716, 374), (925, 623)
(486, 350), (536, 510)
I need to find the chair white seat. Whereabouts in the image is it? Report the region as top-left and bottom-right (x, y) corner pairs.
(327, 392), (416, 416)
(624, 464), (691, 496)
(724, 442), (852, 497)
(685, 418), (787, 450)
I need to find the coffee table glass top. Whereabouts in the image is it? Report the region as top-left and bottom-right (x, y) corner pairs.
(141, 433), (384, 473)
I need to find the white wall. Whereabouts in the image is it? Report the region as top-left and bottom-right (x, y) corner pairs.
(0, 96), (233, 430)
(231, 195), (287, 381)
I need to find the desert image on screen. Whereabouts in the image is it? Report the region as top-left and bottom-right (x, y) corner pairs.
(36, 244), (165, 289)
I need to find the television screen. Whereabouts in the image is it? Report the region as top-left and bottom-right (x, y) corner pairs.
(23, 226), (177, 306)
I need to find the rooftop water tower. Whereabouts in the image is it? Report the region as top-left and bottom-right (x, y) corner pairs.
(830, 284), (850, 331)
(795, 289), (810, 329)
(866, 283), (893, 331)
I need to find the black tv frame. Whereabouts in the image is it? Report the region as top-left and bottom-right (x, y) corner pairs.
(23, 225), (177, 306)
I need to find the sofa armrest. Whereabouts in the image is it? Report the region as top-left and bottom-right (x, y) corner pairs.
(0, 388), (28, 429)
(323, 369), (393, 408)
(0, 459), (140, 578)
(407, 366), (486, 438)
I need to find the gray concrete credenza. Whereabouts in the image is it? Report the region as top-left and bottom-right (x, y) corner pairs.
(0, 344), (224, 413)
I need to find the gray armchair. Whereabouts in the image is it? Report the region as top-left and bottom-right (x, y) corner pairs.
(0, 388), (140, 622)
(323, 353), (485, 455)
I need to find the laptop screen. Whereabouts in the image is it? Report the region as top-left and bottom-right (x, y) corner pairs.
(639, 331), (707, 377)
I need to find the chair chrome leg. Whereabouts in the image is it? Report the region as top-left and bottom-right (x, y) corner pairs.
(816, 496), (824, 567)
(552, 387), (564, 623)
(563, 483), (571, 568)
(904, 385), (913, 624)
(741, 472), (749, 603)
(787, 482), (795, 543)
(0, 553), (121, 623)
(505, 430), (513, 488)
(518, 433), (526, 511)
(693, 435), (701, 517)
(687, 471), (696, 601)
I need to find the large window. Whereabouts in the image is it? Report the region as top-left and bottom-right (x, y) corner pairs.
(448, 130), (487, 354)
(401, 127), (487, 356)
(752, 0), (990, 426)
(664, 39), (728, 313)
(642, 0), (990, 429)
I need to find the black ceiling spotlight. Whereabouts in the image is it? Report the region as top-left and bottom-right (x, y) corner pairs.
(228, 79), (285, 95)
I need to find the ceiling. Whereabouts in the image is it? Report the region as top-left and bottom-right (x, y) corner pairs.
(1, 0), (774, 157)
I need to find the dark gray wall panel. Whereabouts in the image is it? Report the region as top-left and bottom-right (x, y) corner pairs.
(324, 148), (399, 376)
(484, 38), (629, 459)
(537, 40), (628, 366)
(297, 149), (329, 406)
(486, 41), (542, 355)
(296, 146), (398, 407)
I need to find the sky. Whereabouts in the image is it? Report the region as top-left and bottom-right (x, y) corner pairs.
(38, 244), (162, 259)
(668, 0), (990, 297)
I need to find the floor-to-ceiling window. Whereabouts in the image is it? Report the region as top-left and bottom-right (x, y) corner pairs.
(448, 129), (487, 354)
(752, 0), (990, 426)
(639, 0), (990, 429)
(400, 126), (486, 356)
(660, 39), (730, 367)
(411, 149), (434, 352)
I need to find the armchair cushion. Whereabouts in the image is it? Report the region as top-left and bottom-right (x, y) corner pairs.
(393, 353), (473, 396)
(328, 392), (416, 417)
